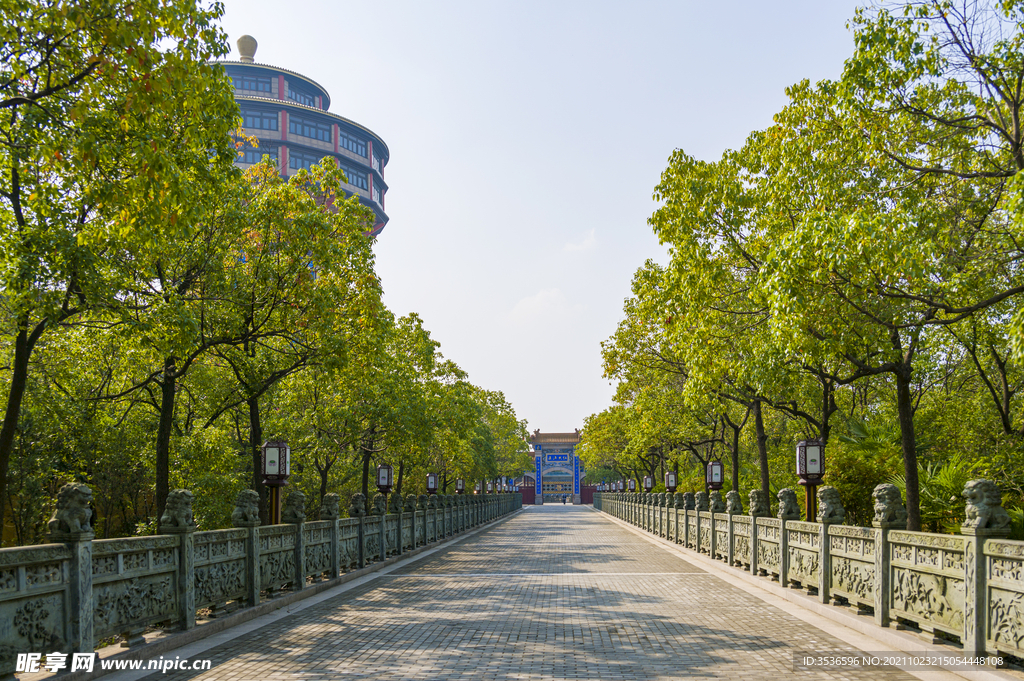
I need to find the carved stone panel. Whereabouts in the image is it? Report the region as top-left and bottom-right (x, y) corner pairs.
(93, 575), (176, 640)
(194, 559), (246, 608)
(831, 555), (875, 605)
(891, 567), (965, 635)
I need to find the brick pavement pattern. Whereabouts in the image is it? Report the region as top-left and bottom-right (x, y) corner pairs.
(138, 506), (917, 680)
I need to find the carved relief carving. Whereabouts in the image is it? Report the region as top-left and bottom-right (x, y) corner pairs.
(94, 576), (175, 634)
(789, 548), (819, 583)
(14, 597), (64, 650)
(832, 556), (875, 600)
(195, 560), (245, 605)
(989, 588), (1024, 651)
(891, 567), (964, 632)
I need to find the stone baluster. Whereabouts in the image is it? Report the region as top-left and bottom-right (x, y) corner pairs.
(320, 493), (341, 579)
(870, 483), (906, 627)
(815, 486), (845, 604)
(158, 489), (197, 632)
(48, 483), (95, 655)
(282, 490), (307, 592)
(231, 489), (262, 605)
(960, 479), (1011, 656)
(777, 488), (801, 585)
(348, 494), (367, 569)
(748, 490), (770, 576)
(726, 491), (744, 566)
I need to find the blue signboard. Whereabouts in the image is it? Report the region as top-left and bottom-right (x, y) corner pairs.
(573, 454), (580, 495)
(546, 454), (569, 463)
(535, 455), (542, 495)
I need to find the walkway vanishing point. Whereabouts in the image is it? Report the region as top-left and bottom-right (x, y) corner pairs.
(97, 506), (1011, 681)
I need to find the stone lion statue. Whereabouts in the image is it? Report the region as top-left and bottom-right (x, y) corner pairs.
(417, 494), (428, 510)
(348, 493), (366, 518)
(748, 489), (770, 517)
(159, 489), (196, 530)
(726, 490), (744, 515)
(694, 492), (709, 512)
(405, 494), (417, 512)
(320, 493), (340, 521)
(282, 489), (307, 523)
(232, 489), (260, 526)
(681, 492), (695, 510)
(816, 486), (845, 524)
(388, 493), (403, 514)
(368, 493), (386, 516)
(871, 483), (907, 526)
(709, 491), (726, 513)
(963, 479), (1011, 531)
(48, 482), (93, 535)
(777, 488), (801, 521)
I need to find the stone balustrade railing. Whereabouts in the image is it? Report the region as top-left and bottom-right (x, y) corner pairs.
(594, 481), (1024, 660)
(0, 487), (522, 678)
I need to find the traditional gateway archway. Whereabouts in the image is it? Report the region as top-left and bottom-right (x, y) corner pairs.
(529, 430), (582, 504)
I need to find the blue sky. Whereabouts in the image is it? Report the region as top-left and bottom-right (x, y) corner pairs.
(220, 0), (864, 431)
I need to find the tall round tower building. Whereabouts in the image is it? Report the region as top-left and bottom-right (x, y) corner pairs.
(220, 36), (389, 237)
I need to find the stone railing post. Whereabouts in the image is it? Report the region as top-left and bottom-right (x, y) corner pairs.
(681, 493), (695, 548)
(158, 489), (198, 631)
(709, 491), (725, 559)
(283, 490), (307, 592)
(815, 486), (845, 604)
(321, 493), (341, 578)
(418, 495), (429, 544)
(777, 488), (801, 585)
(726, 491), (743, 567)
(389, 493), (404, 556)
(870, 483), (906, 627)
(960, 479), (1011, 656)
(748, 490), (770, 576)
(348, 494), (367, 569)
(48, 483), (95, 655)
(231, 489), (262, 605)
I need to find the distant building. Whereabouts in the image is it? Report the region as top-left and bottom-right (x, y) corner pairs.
(529, 430), (582, 505)
(218, 35), (389, 237)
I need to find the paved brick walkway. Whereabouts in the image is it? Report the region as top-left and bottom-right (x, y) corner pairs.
(131, 506), (921, 680)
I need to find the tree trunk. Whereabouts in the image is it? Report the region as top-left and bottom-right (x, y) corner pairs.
(360, 446), (372, 501)
(155, 356), (177, 521)
(821, 378), (835, 443)
(396, 460), (405, 495)
(0, 320), (39, 545)
(753, 399), (770, 498)
(895, 367), (921, 531)
(247, 395), (267, 524)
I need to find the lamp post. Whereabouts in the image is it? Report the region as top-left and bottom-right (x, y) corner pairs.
(261, 440), (290, 525)
(426, 472), (438, 495)
(627, 478), (636, 493)
(643, 476), (653, 493)
(706, 460), (723, 492)
(456, 478), (465, 494)
(665, 471), (678, 493)
(796, 439), (825, 521)
(376, 463), (393, 494)
(486, 481), (493, 494)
